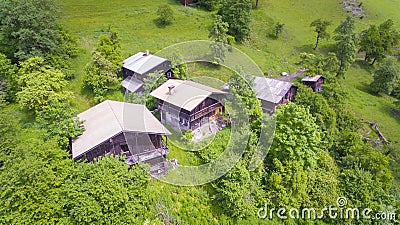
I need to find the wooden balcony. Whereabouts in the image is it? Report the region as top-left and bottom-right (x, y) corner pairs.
(190, 102), (222, 122)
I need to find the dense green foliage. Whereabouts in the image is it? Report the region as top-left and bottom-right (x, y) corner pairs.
(218, 0), (252, 42)
(156, 4), (174, 26)
(370, 57), (400, 95)
(0, 0), (399, 224)
(36, 100), (84, 149)
(359, 19), (400, 65)
(83, 30), (122, 102)
(127, 71), (167, 110)
(0, 53), (17, 101)
(0, 0), (76, 64)
(16, 57), (72, 112)
(209, 15), (230, 64)
(310, 18), (331, 50)
(334, 16), (357, 77)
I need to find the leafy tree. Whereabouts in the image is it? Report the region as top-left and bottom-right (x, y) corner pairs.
(295, 86), (337, 149)
(156, 4), (174, 26)
(0, 53), (17, 101)
(298, 52), (339, 77)
(269, 103), (322, 168)
(218, 0), (252, 42)
(36, 100), (84, 149)
(265, 159), (309, 208)
(0, 0), (75, 63)
(209, 15), (229, 43)
(209, 15), (229, 64)
(16, 57), (71, 112)
(359, 25), (384, 65)
(334, 16), (357, 77)
(227, 73), (262, 127)
(168, 52), (188, 80)
(212, 160), (264, 218)
(359, 19), (400, 65)
(127, 71), (167, 110)
(379, 19), (400, 56)
(59, 156), (152, 224)
(340, 167), (393, 211)
(370, 58), (400, 95)
(310, 18), (331, 50)
(201, 0), (222, 11)
(83, 30), (122, 102)
(0, 137), (72, 224)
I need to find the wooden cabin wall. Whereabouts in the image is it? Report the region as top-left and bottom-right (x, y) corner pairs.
(124, 133), (162, 155)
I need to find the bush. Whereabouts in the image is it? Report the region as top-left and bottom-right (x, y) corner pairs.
(157, 5), (174, 26)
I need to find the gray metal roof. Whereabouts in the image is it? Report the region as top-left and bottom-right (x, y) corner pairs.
(72, 100), (171, 159)
(122, 52), (168, 75)
(150, 79), (226, 111)
(253, 76), (295, 104)
(121, 76), (144, 93)
(301, 75), (324, 82)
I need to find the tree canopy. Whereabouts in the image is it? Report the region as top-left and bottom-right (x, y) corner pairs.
(83, 30), (122, 102)
(359, 19), (400, 65)
(334, 16), (357, 77)
(16, 57), (71, 112)
(370, 57), (400, 95)
(0, 0), (76, 63)
(310, 18), (331, 50)
(218, 0), (252, 42)
(156, 4), (174, 26)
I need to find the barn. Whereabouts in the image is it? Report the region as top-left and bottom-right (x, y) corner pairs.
(72, 100), (171, 175)
(301, 75), (325, 92)
(253, 76), (297, 113)
(121, 51), (173, 93)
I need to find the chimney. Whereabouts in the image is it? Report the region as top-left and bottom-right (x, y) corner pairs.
(168, 85), (175, 95)
(145, 50), (150, 56)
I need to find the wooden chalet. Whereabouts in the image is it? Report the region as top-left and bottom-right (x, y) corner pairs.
(72, 100), (171, 175)
(253, 76), (297, 113)
(150, 79), (226, 131)
(301, 75), (325, 92)
(121, 51), (173, 93)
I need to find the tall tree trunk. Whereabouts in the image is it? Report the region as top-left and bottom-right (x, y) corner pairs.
(371, 57), (377, 65)
(256, 0), (259, 8)
(363, 53), (369, 64)
(337, 59), (344, 76)
(314, 34), (320, 50)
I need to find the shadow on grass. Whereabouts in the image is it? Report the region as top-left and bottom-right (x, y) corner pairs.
(153, 18), (173, 28)
(353, 59), (376, 74)
(317, 43), (335, 55)
(294, 44), (314, 54)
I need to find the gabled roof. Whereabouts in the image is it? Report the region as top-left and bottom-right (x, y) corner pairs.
(253, 76), (296, 104)
(121, 76), (144, 93)
(122, 52), (169, 75)
(301, 75), (324, 82)
(72, 100), (171, 160)
(150, 79), (226, 111)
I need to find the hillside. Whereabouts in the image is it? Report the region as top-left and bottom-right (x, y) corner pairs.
(0, 0), (399, 224)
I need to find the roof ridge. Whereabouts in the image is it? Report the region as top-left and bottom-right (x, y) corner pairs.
(107, 100), (124, 131)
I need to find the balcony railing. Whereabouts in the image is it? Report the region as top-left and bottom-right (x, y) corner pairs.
(190, 102), (222, 121)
